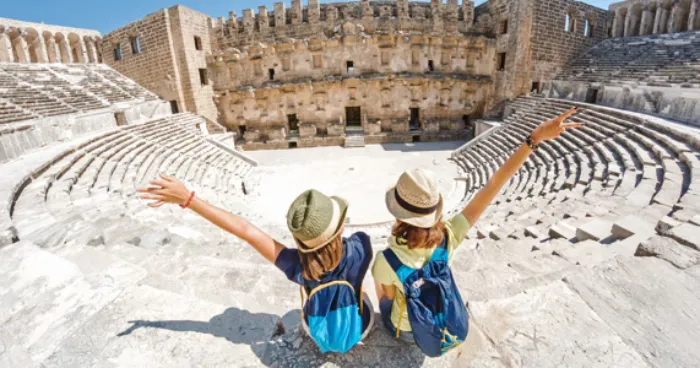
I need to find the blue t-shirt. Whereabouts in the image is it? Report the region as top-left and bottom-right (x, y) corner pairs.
(274, 232), (372, 300)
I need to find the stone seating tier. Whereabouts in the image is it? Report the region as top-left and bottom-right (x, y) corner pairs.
(1, 98), (700, 366)
(0, 63), (161, 122)
(557, 30), (700, 86)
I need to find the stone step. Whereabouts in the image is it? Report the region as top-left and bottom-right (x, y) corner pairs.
(563, 256), (700, 367)
(343, 134), (366, 148)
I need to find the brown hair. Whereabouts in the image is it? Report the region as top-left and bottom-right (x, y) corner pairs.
(298, 233), (344, 281)
(392, 220), (446, 249)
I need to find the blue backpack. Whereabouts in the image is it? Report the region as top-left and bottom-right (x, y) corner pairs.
(300, 280), (364, 353)
(383, 236), (469, 357)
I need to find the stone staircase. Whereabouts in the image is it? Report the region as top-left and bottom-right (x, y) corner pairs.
(344, 133), (366, 148)
(1, 98), (700, 367)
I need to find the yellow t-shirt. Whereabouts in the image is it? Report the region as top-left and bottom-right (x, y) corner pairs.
(372, 214), (471, 332)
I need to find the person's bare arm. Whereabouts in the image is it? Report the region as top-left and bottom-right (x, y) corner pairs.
(461, 107), (582, 226)
(138, 174), (286, 263)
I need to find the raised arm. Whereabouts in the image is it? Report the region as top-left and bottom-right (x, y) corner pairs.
(138, 174), (286, 263)
(461, 107), (582, 226)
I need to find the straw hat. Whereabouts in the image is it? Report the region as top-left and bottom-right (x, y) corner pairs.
(385, 168), (444, 228)
(287, 189), (349, 253)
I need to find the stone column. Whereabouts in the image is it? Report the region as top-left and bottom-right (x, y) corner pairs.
(623, 10), (632, 36)
(640, 10), (652, 35)
(46, 35), (60, 62)
(291, 0), (302, 25)
(243, 9), (255, 34)
(77, 38), (89, 63)
(668, 3), (680, 33)
(13, 31), (30, 63)
(360, 0), (372, 19)
(85, 38), (98, 63)
(688, 0), (698, 30)
(612, 11), (620, 37)
(308, 0), (320, 24)
(257, 6), (269, 34)
(653, 6), (663, 34)
(59, 37), (73, 63)
(274, 3), (286, 27)
(463, 1), (475, 27)
(34, 35), (49, 63)
(431, 0), (444, 32)
(0, 30), (14, 62)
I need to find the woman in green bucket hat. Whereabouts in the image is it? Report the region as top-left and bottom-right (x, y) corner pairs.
(139, 179), (374, 353)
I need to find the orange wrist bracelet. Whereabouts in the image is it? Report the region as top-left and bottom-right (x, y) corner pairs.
(180, 191), (195, 209)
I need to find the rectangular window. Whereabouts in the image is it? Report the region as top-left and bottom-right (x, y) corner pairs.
(113, 44), (122, 61)
(428, 60), (435, 72)
(497, 53), (506, 71)
(130, 36), (141, 54)
(194, 36), (202, 50)
(500, 20), (508, 34)
(199, 68), (208, 85)
(346, 61), (354, 73)
(268, 68), (275, 81)
(381, 50), (390, 66)
(170, 100), (179, 113)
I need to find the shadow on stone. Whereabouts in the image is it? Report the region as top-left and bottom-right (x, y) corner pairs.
(116, 307), (301, 367)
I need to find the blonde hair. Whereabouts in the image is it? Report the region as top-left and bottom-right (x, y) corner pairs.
(298, 233), (344, 280)
(392, 221), (445, 249)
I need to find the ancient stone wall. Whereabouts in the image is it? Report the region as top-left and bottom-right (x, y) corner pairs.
(167, 6), (217, 124)
(101, 6), (217, 125)
(100, 10), (185, 109)
(208, 33), (494, 90)
(216, 75), (489, 134)
(211, 0), (476, 48)
(530, 0), (608, 88)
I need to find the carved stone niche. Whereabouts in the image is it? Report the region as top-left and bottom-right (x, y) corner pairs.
(266, 126), (287, 141)
(244, 129), (261, 142)
(299, 123), (318, 137)
(424, 120), (440, 132)
(327, 123), (346, 136)
(391, 120), (409, 133)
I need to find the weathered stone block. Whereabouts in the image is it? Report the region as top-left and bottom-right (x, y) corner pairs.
(327, 124), (345, 137)
(364, 121), (381, 135)
(299, 123), (317, 138)
(266, 127), (286, 141)
(423, 120), (440, 132)
(450, 120), (466, 130)
(243, 129), (261, 142)
(391, 121), (409, 133)
(576, 219), (612, 242)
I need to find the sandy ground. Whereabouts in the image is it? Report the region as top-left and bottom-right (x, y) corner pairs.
(245, 141), (465, 226)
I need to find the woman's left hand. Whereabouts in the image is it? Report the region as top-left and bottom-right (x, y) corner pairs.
(137, 174), (191, 208)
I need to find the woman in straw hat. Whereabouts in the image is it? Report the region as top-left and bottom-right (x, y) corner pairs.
(373, 107), (582, 343)
(138, 182), (373, 352)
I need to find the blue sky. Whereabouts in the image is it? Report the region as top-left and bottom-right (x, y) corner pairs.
(2, 0), (618, 34)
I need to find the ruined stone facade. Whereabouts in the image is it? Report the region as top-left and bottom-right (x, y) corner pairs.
(609, 0), (700, 38)
(100, 6), (218, 127)
(103, 0), (610, 149)
(0, 18), (102, 64)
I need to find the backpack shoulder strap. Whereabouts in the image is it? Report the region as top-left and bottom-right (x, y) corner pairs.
(300, 280), (361, 321)
(382, 249), (417, 284)
(429, 233), (451, 263)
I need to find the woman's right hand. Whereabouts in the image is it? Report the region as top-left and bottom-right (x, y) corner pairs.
(137, 173), (191, 208)
(531, 107), (583, 144)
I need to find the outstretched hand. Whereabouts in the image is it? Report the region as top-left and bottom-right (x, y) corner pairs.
(137, 173), (191, 208)
(531, 107), (583, 144)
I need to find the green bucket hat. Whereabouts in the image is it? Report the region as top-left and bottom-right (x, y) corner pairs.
(287, 189), (349, 253)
